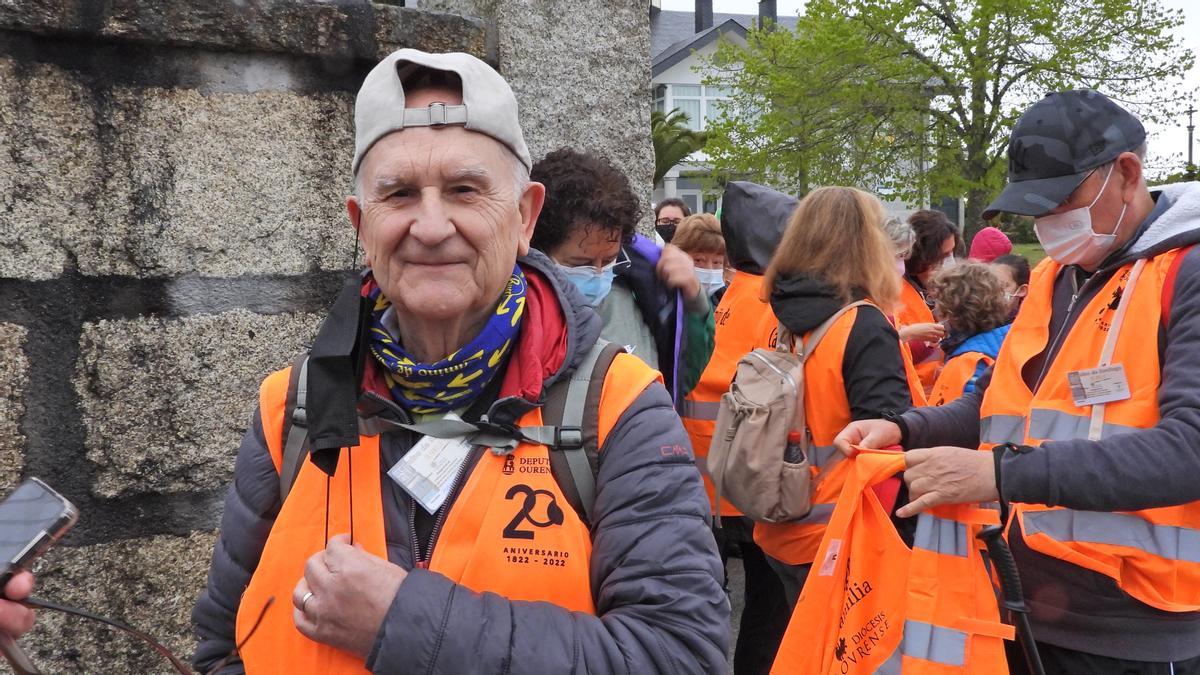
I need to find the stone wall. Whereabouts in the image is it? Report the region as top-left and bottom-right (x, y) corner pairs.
(0, 0), (650, 670)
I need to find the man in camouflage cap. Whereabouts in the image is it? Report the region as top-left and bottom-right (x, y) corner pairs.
(838, 90), (1200, 672)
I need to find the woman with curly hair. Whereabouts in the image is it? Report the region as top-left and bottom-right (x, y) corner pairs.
(927, 262), (1013, 405)
(530, 147), (714, 400)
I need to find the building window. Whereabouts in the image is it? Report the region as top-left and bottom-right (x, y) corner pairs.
(672, 85), (702, 130)
(655, 84), (732, 131)
(703, 85), (731, 126)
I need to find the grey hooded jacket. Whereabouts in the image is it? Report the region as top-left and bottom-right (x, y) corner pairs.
(191, 250), (730, 673)
(901, 182), (1200, 661)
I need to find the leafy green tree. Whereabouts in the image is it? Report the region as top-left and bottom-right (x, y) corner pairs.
(703, 0), (1193, 237)
(651, 109), (708, 185)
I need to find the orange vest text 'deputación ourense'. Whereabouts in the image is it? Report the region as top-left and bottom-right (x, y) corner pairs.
(234, 354), (660, 672)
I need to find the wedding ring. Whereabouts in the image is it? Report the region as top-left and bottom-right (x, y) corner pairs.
(301, 591), (314, 613)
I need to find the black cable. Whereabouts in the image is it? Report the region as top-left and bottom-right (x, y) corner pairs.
(20, 596), (191, 674)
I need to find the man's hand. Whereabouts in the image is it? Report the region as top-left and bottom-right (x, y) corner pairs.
(0, 571), (35, 637)
(292, 534), (407, 659)
(834, 419), (902, 457)
(898, 323), (946, 343)
(896, 447), (998, 518)
(656, 244), (701, 301)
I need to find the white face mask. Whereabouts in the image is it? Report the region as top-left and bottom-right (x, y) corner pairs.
(894, 258), (907, 277)
(942, 255), (958, 270)
(694, 267), (726, 297)
(1033, 164), (1128, 268)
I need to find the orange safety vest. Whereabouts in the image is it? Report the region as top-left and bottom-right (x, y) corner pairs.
(897, 326), (929, 408)
(753, 305), (862, 566)
(897, 279), (942, 391)
(771, 451), (1012, 674)
(929, 352), (993, 406)
(235, 354), (660, 672)
(680, 271), (779, 516)
(980, 249), (1200, 613)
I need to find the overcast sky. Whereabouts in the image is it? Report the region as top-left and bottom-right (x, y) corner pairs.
(659, 0), (1200, 176)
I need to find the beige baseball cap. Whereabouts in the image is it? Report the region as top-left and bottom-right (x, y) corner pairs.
(352, 49), (531, 176)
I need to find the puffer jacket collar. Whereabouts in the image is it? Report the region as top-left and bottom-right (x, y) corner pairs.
(355, 249), (603, 427)
(948, 323), (1012, 360)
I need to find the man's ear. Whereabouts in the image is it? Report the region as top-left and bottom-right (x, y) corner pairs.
(346, 194), (363, 232)
(1117, 151), (1144, 200)
(516, 181), (546, 256)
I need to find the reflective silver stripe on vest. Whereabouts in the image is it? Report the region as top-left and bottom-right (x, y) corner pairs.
(1023, 509), (1200, 564)
(792, 502), (835, 525)
(678, 399), (721, 421)
(903, 619), (967, 667)
(810, 445), (840, 469)
(1027, 408), (1140, 442)
(913, 513), (969, 557)
(979, 414), (1025, 445)
(873, 646), (902, 674)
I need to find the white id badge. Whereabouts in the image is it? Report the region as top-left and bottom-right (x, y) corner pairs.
(387, 435), (472, 513)
(1066, 364), (1132, 407)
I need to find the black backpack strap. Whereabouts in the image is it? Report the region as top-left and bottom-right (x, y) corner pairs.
(279, 355), (311, 502)
(543, 339), (624, 527)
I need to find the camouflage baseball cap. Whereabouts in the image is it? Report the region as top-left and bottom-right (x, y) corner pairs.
(982, 90), (1145, 220)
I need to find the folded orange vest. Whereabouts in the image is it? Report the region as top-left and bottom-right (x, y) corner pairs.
(772, 450), (1012, 674)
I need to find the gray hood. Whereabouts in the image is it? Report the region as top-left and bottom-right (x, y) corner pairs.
(720, 181), (796, 275)
(1125, 181), (1200, 261)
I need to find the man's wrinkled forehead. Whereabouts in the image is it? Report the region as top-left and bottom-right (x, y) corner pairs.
(358, 126), (510, 193)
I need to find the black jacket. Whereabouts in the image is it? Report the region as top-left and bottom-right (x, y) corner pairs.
(770, 274), (912, 420)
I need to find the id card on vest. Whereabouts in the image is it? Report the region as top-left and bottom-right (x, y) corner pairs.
(1067, 364), (1132, 407)
(388, 435), (472, 513)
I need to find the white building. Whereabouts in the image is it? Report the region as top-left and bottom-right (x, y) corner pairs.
(649, 1), (932, 223)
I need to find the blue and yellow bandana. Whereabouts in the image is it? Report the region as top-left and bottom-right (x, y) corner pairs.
(367, 265), (526, 414)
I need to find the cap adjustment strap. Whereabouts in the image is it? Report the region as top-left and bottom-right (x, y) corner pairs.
(401, 102), (468, 129)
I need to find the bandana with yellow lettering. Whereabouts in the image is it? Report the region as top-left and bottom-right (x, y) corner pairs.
(367, 265), (526, 414)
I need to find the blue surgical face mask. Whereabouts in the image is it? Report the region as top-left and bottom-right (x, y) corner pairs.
(557, 261), (618, 306)
(695, 267), (726, 297)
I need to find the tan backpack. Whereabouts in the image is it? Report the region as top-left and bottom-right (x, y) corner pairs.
(707, 301), (873, 523)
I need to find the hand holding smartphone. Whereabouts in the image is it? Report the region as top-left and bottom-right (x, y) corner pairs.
(0, 478), (77, 675)
(0, 478), (77, 593)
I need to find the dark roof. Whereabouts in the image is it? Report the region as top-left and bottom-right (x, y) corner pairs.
(650, 9), (799, 59)
(652, 19), (746, 76)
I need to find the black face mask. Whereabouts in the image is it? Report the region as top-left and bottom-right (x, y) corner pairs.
(655, 224), (676, 243)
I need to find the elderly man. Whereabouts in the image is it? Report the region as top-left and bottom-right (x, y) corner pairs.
(838, 90), (1200, 673)
(192, 50), (728, 673)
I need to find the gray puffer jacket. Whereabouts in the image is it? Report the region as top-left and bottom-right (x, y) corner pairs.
(191, 251), (730, 673)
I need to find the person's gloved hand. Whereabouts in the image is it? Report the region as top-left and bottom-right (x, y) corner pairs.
(656, 244), (702, 301)
(292, 534), (407, 659)
(0, 570), (36, 637)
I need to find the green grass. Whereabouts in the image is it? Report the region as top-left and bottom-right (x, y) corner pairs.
(1010, 242), (1046, 265)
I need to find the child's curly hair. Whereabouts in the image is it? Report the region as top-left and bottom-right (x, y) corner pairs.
(930, 262), (1010, 336)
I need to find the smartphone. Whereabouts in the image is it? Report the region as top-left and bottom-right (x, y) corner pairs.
(0, 478), (78, 593)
